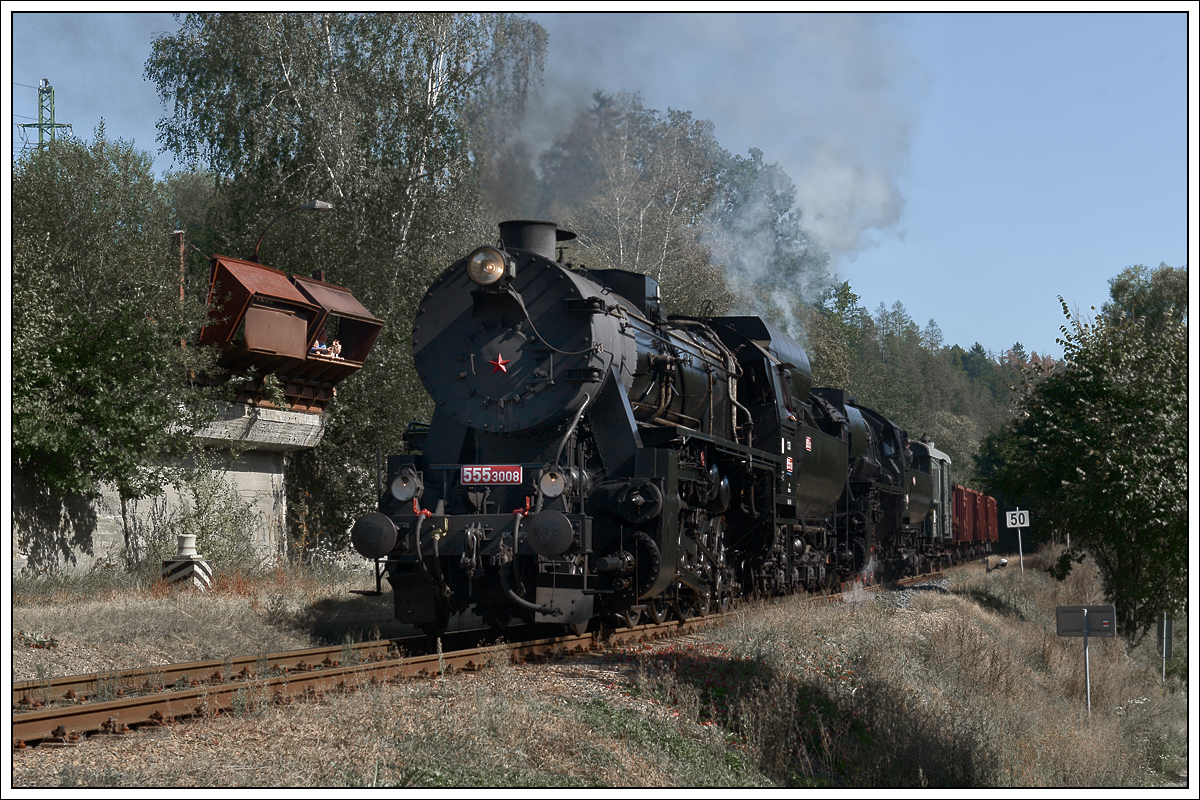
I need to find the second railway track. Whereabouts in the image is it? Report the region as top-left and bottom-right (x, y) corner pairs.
(12, 615), (720, 748)
(13, 572), (941, 749)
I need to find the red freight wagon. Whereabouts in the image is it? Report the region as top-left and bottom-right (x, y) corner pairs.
(985, 495), (998, 542)
(974, 491), (988, 543)
(952, 485), (976, 543)
(949, 484), (999, 558)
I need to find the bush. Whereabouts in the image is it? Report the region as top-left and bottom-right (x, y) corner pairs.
(125, 463), (263, 576)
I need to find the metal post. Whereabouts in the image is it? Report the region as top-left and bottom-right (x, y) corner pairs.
(248, 200), (334, 262)
(1018, 529), (1024, 575)
(19, 79), (71, 152)
(175, 230), (186, 303)
(1084, 607), (1091, 715)
(1162, 611), (1167, 684)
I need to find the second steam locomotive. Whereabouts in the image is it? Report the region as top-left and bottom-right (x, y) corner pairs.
(351, 221), (992, 634)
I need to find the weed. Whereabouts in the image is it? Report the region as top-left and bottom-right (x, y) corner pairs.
(124, 464), (265, 575)
(264, 589), (290, 627)
(91, 668), (128, 703)
(231, 687), (249, 717)
(144, 668), (166, 694)
(341, 631), (358, 666)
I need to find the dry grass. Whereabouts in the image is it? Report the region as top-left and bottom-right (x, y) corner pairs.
(11, 562), (402, 682)
(616, 549), (1189, 787)
(10, 546), (1188, 787)
(12, 649), (764, 788)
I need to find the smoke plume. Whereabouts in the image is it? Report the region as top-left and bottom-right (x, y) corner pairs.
(523, 12), (920, 260)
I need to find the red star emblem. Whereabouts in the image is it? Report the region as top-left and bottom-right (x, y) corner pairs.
(489, 353), (511, 373)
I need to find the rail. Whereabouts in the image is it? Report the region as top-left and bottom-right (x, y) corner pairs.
(13, 573), (942, 748)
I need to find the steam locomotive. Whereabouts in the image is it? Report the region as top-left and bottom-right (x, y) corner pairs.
(350, 221), (991, 635)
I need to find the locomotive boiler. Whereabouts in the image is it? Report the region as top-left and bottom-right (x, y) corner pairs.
(350, 220), (984, 635)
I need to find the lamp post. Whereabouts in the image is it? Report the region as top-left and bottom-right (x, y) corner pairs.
(247, 200), (334, 263)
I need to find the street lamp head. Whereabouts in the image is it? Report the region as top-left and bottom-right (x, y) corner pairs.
(249, 200), (335, 262)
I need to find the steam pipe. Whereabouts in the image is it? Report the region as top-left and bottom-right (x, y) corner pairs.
(501, 512), (561, 616)
(411, 508), (432, 575)
(553, 392), (591, 467)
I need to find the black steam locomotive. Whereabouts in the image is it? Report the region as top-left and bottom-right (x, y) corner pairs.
(350, 221), (963, 635)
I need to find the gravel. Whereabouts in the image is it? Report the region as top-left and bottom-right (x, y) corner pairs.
(876, 577), (952, 611)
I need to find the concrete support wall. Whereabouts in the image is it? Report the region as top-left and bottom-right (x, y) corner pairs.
(193, 403), (326, 452)
(12, 404), (324, 574)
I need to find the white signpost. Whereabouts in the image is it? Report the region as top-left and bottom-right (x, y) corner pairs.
(1005, 508), (1030, 574)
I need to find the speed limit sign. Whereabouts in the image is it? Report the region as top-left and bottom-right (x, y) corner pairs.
(1005, 507), (1030, 575)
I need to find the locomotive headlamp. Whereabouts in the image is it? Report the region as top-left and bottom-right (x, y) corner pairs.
(538, 466), (570, 498)
(466, 247), (510, 286)
(390, 468), (424, 503)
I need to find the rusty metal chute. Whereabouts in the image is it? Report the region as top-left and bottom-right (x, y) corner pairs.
(199, 256), (383, 413)
(200, 256), (319, 351)
(291, 275), (383, 363)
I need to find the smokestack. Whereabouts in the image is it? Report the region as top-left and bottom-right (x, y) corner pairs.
(498, 220), (576, 261)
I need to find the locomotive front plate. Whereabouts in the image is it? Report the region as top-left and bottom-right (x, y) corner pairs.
(460, 465), (524, 485)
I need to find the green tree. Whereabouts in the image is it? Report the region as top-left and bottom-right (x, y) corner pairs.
(540, 91), (731, 316)
(1101, 262), (1188, 333)
(146, 12), (548, 549)
(989, 283), (1187, 642)
(12, 129), (221, 560)
(813, 284), (1011, 490)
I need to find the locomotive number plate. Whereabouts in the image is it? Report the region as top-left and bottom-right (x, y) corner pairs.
(461, 465), (523, 485)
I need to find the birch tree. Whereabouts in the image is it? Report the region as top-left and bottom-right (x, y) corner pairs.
(540, 92), (731, 316)
(146, 12), (547, 548)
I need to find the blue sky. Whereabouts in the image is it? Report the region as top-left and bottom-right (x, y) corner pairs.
(7, 10), (1195, 360)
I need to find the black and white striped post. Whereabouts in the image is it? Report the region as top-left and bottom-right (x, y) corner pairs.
(162, 535), (213, 591)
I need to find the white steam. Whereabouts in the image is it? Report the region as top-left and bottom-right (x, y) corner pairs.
(527, 12), (920, 260)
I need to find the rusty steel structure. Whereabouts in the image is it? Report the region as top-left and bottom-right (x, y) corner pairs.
(199, 256), (382, 413)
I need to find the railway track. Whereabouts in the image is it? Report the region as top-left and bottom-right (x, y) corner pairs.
(12, 572), (942, 750)
(12, 615), (720, 748)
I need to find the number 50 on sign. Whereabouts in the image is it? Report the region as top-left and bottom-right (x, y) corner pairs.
(1006, 509), (1030, 528)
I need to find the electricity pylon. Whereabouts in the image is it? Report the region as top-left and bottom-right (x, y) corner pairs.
(19, 79), (72, 152)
